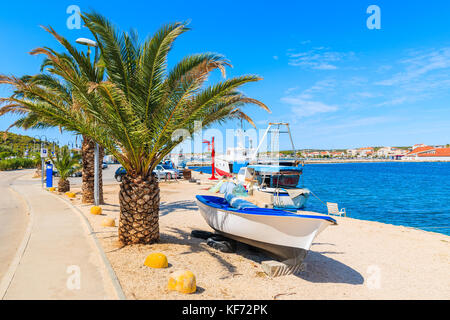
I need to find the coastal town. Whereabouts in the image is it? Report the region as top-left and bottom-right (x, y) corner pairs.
(300, 144), (450, 161)
(173, 143), (450, 164)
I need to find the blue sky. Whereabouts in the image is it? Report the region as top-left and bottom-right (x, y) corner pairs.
(1, 0), (450, 150)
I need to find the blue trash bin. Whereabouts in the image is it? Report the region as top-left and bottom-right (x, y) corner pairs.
(46, 163), (53, 188)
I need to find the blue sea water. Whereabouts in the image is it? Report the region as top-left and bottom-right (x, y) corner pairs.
(190, 162), (450, 236)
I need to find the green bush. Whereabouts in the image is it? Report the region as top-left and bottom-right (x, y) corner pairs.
(0, 151), (13, 160)
(0, 157), (36, 171)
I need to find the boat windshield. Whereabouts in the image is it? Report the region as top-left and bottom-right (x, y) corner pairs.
(256, 172), (300, 188)
(271, 174), (300, 188)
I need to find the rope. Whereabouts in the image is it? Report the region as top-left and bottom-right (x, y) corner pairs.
(309, 189), (327, 206)
(275, 173), (281, 207)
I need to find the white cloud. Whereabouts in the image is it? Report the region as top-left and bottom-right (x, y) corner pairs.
(314, 63), (338, 70)
(287, 47), (354, 70)
(280, 79), (339, 118)
(376, 48), (450, 86)
(281, 96), (338, 118)
(303, 79), (336, 94)
(354, 92), (377, 98)
(284, 86), (299, 94)
(375, 97), (409, 107)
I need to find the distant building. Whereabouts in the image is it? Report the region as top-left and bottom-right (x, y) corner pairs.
(412, 143), (427, 150)
(346, 149), (358, 157)
(330, 151), (345, 157)
(376, 147), (392, 157)
(358, 147), (374, 157)
(403, 146), (450, 161)
(376, 147), (407, 158)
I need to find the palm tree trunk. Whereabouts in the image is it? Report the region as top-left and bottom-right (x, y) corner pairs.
(118, 174), (160, 244)
(58, 178), (70, 193)
(81, 135), (104, 204)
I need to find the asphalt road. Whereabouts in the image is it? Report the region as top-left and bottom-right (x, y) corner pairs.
(0, 170), (31, 281)
(66, 163), (122, 187)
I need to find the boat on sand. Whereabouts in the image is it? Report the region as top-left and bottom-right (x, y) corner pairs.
(195, 194), (336, 264)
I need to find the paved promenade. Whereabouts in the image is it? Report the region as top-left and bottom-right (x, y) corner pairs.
(0, 171), (117, 299)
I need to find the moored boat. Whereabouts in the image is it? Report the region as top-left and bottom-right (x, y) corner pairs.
(215, 128), (255, 177)
(215, 145), (253, 177)
(237, 123), (311, 210)
(238, 164), (310, 210)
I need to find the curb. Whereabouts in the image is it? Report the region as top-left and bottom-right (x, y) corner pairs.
(0, 183), (34, 299)
(47, 190), (126, 300)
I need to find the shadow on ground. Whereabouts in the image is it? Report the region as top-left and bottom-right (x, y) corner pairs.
(159, 200), (198, 216)
(298, 251), (364, 284)
(161, 227), (364, 285)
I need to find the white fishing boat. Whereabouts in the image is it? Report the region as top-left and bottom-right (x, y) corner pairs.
(170, 149), (187, 169)
(238, 122), (311, 210)
(238, 164), (310, 209)
(195, 194), (336, 263)
(215, 129), (255, 177)
(215, 145), (254, 177)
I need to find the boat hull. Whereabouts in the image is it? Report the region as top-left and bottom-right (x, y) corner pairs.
(195, 195), (336, 263)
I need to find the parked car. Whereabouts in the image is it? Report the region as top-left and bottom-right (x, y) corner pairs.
(54, 167), (81, 177)
(161, 164), (183, 178)
(114, 166), (127, 182)
(114, 165), (178, 182)
(154, 164), (178, 180)
(102, 162), (108, 169)
(71, 170), (82, 177)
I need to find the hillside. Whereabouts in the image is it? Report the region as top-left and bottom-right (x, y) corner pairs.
(0, 131), (56, 156)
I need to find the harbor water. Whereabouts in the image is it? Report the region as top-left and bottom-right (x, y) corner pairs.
(190, 162), (450, 236)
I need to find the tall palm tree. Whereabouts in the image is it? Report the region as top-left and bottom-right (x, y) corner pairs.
(0, 12), (270, 245)
(50, 146), (81, 192)
(0, 28), (106, 204)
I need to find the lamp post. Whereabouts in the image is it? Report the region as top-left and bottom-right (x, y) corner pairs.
(76, 37), (100, 205)
(34, 135), (47, 188)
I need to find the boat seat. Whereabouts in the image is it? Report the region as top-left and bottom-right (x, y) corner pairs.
(326, 202), (346, 217)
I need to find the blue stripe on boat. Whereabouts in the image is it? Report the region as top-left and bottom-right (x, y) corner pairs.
(196, 195), (337, 224)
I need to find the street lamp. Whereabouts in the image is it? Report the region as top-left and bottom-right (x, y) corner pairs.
(76, 38), (98, 63)
(34, 134), (48, 188)
(76, 37), (100, 205)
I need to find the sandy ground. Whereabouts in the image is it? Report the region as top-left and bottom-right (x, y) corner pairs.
(61, 171), (450, 300)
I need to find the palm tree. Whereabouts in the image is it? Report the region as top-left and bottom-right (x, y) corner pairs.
(0, 12), (270, 245)
(0, 30), (106, 204)
(50, 146), (81, 192)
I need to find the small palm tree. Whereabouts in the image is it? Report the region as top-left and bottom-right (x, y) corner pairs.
(49, 146), (81, 192)
(0, 12), (270, 245)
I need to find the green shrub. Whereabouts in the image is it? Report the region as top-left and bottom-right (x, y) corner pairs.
(0, 157), (36, 171)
